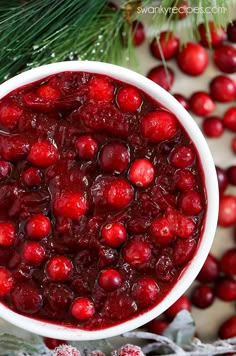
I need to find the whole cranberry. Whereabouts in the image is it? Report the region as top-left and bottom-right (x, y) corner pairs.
(172, 238), (196, 266)
(122, 238), (151, 267)
(232, 137), (236, 154)
(215, 277), (236, 301)
(0, 221), (16, 247)
(104, 178), (134, 209)
(215, 166), (228, 195)
(0, 103), (22, 129)
(131, 21), (145, 46)
(227, 166), (236, 185)
(0, 267), (14, 297)
(223, 107), (236, 132)
(99, 142), (130, 173)
(0, 160), (11, 181)
(21, 167), (42, 187)
(218, 195), (236, 227)
(177, 42), (208, 76)
(28, 141), (59, 167)
(219, 315), (236, 339)
(227, 19), (236, 42)
(129, 158), (154, 187)
(141, 111), (177, 143)
(150, 31), (179, 60)
(191, 285), (214, 308)
(88, 77), (114, 102)
(37, 85), (60, 101)
(53, 192), (88, 219)
(169, 146), (195, 168)
(101, 222), (127, 248)
(75, 136), (98, 160)
(166, 207), (196, 239)
(44, 338), (68, 350)
(117, 86), (142, 112)
(198, 21), (226, 47)
(210, 75), (236, 102)
(71, 297), (95, 321)
(46, 256), (73, 282)
(174, 169), (196, 190)
(178, 190), (202, 215)
(173, 94), (189, 110)
(190, 91), (215, 117)
(147, 65), (174, 91)
(147, 319), (169, 335)
(11, 283), (42, 314)
(202, 117), (224, 138)
(25, 214), (50, 240)
(220, 248), (236, 276)
(22, 242), (45, 266)
(214, 45), (236, 73)
(196, 253), (219, 283)
(98, 269), (122, 291)
(132, 277), (159, 305)
(149, 217), (174, 246)
(165, 295), (191, 320)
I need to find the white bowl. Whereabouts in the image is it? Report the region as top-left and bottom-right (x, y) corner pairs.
(0, 61), (219, 340)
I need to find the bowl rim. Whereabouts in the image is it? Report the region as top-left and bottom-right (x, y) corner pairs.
(0, 61), (219, 340)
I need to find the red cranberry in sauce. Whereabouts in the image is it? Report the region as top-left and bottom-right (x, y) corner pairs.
(0, 134), (30, 161)
(0, 222), (15, 247)
(71, 297), (95, 321)
(219, 315), (236, 339)
(147, 65), (174, 91)
(215, 277), (236, 301)
(123, 238), (151, 267)
(150, 31), (179, 60)
(178, 190), (202, 215)
(210, 75), (236, 102)
(190, 92), (215, 117)
(174, 169), (196, 191)
(173, 94), (189, 111)
(129, 158), (154, 187)
(88, 77), (114, 102)
(75, 136), (98, 160)
(22, 242), (45, 266)
(117, 86), (142, 112)
(25, 214), (50, 240)
(177, 43), (208, 76)
(132, 277), (159, 305)
(131, 21), (145, 46)
(0, 103), (22, 130)
(215, 166), (228, 195)
(104, 178), (133, 209)
(0, 160), (11, 181)
(213, 45), (236, 73)
(46, 256), (73, 282)
(149, 217), (174, 246)
(141, 111), (178, 142)
(198, 21), (226, 48)
(218, 195), (236, 227)
(11, 283), (42, 314)
(165, 295), (191, 320)
(227, 19), (236, 42)
(202, 117), (224, 138)
(99, 142), (130, 173)
(223, 107), (236, 132)
(166, 207), (195, 239)
(98, 269), (122, 291)
(169, 146), (195, 168)
(53, 192), (88, 219)
(21, 167), (43, 187)
(196, 253), (219, 283)
(220, 249), (236, 276)
(101, 222), (127, 248)
(28, 141), (59, 167)
(0, 267), (14, 297)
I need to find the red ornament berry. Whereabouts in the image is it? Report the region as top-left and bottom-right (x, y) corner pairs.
(215, 166), (228, 195)
(202, 117), (224, 138)
(101, 222), (127, 248)
(131, 21), (145, 46)
(177, 43), (208, 76)
(178, 190), (202, 215)
(147, 319), (169, 335)
(196, 253), (219, 283)
(190, 92), (215, 117)
(25, 214), (50, 239)
(11, 283), (42, 314)
(227, 19), (236, 42)
(75, 136), (98, 160)
(173, 94), (189, 110)
(191, 285), (214, 308)
(149, 217), (174, 245)
(46, 256), (73, 282)
(0, 267), (14, 297)
(169, 146), (195, 168)
(227, 166), (236, 185)
(210, 75), (236, 102)
(223, 107), (236, 132)
(0, 221), (15, 247)
(0, 103), (22, 129)
(174, 169), (196, 190)
(219, 315), (236, 339)
(165, 295), (191, 320)
(198, 21), (226, 48)
(105, 178), (134, 209)
(215, 277), (236, 301)
(0, 160), (11, 181)
(43, 337), (68, 350)
(123, 238), (151, 267)
(141, 111), (178, 143)
(88, 77), (114, 102)
(117, 86), (142, 112)
(22, 242), (45, 265)
(71, 297), (95, 321)
(53, 192), (88, 219)
(98, 269), (122, 291)
(220, 249), (236, 276)
(166, 207), (195, 238)
(99, 142), (130, 173)
(129, 158), (154, 187)
(147, 65), (174, 91)
(218, 195), (236, 227)
(132, 277), (159, 305)
(150, 31), (179, 60)
(21, 167), (42, 187)
(28, 141), (59, 167)
(214, 45), (236, 73)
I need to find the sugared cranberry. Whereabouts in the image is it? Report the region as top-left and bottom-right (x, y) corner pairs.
(190, 91), (215, 117)
(141, 111), (177, 142)
(101, 222), (127, 248)
(131, 21), (145, 46)
(172, 238), (196, 266)
(174, 169), (196, 190)
(210, 75), (236, 102)
(75, 136), (98, 160)
(178, 190), (202, 215)
(149, 217), (174, 246)
(202, 116), (224, 138)
(218, 195), (236, 227)
(147, 65), (174, 91)
(150, 31), (179, 60)
(88, 77), (114, 102)
(0, 103), (22, 129)
(28, 141), (59, 167)
(21, 167), (42, 187)
(196, 253), (219, 283)
(99, 142), (130, 173)
(227, 19), (236, 42)
(0, 160), (11, 181)
(132, 277), (159, 306)
(165, 295), (191, 320)
(213, 45), (236, 73)
(98, 269), (122, 291)
(25, 214), (50, 239)
(0, 267), (14, 297)
(11, 283), (42, 314)
(215, 166), (228, 195)
(227, 166), (236, 185)
(173, 94), (189, 110)
(105, 178), (133, 209)
(128, 158), (154, 187)
(223, 107), (236, 132)
(191, 285), (214, 309)
(53, 192), (88, 219)
(116, 344), (144, 356)
(71, 297), (95, 321)
(177, 42), (208, 76)
(0, 221), (15, 247)
(169, 146), (195, 168)
(220, 249), (236, 276)
(219, 315), (236, 339)
(166, 207), (195, 238)
(22, 242), (45, 266)
(123, 238), (151, 267)
(198, 21), (226, 47)
(46, 256), (73, 282)
(117, 86), (142, 112)
(215, 277), (236, 301)
(44, 337), (68, 350)
(147, 319), (169, 335)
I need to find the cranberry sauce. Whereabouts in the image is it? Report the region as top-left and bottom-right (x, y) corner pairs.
(0, 71), (206, 330)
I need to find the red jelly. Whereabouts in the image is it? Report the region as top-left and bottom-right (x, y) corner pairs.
(0, 71), (206, 330)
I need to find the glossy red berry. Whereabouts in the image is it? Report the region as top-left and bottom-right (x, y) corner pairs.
(11, 283), (42, 314)
(101, 222), (127, 248)
(150, 31), (179, 60)
(131, 21), (145, 46)
(25, 214), (50, 239)
(132, 277), (159, 305)
(0, 160), (11, 181)
(99, 142), (130, 173)
(0, 221), (16, 247)
(190, 91), (215, 117)
(149, 217), (174, 245)
(147, 319), (169, 335)
(22, 242), (45, 265)
(28, 141), (59, 167)
(218, 195), (236, 227)
(21, 167), (42, 187)
(214, 45), (236, 73)
(177, 42), (208, 76)
(166, 207), (195, 239)
(178, 190), (202, 215)
(227, 19), (236, 42)
(223, 107), (236, 132)
(71, 297), (95, 321)
(196, 253), (219, 283)
(53, 192), (88, 219)
(37, 85), (60, 101)
(0, 267), (14, 297)
(165, 295), (191, 320)
(210, 75), (236, 102)
(88, 77), (114, 102)
(105, 178), (133, 209)
(46, 256), (73, 282)
(198, 21), (226, 48)
(219, 315), (236, 339)
(202, 117), (224, 138)
(75, 136), (98, 160)
(43, 337), (68, 350)
(220, 249), (236, 276)
(215, 277), (236, 301)
(141, 111), (177, 143)
(98, 269), (122, 291)
(173, 94), (189, 110)
(172, 239), (196, 266)
(191, 285), (214, 308)
(174, 169), (196, 190)
(169, 146), (195, 168)
(0, 103), (22, 129)
(227, 166), (236, 185)
(129, 158), (154, 187)
(123, 238), (151, 267)
(215, 166), (228, 195)
(147, 65), (174, 91)
(117, 86), (142, 112)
